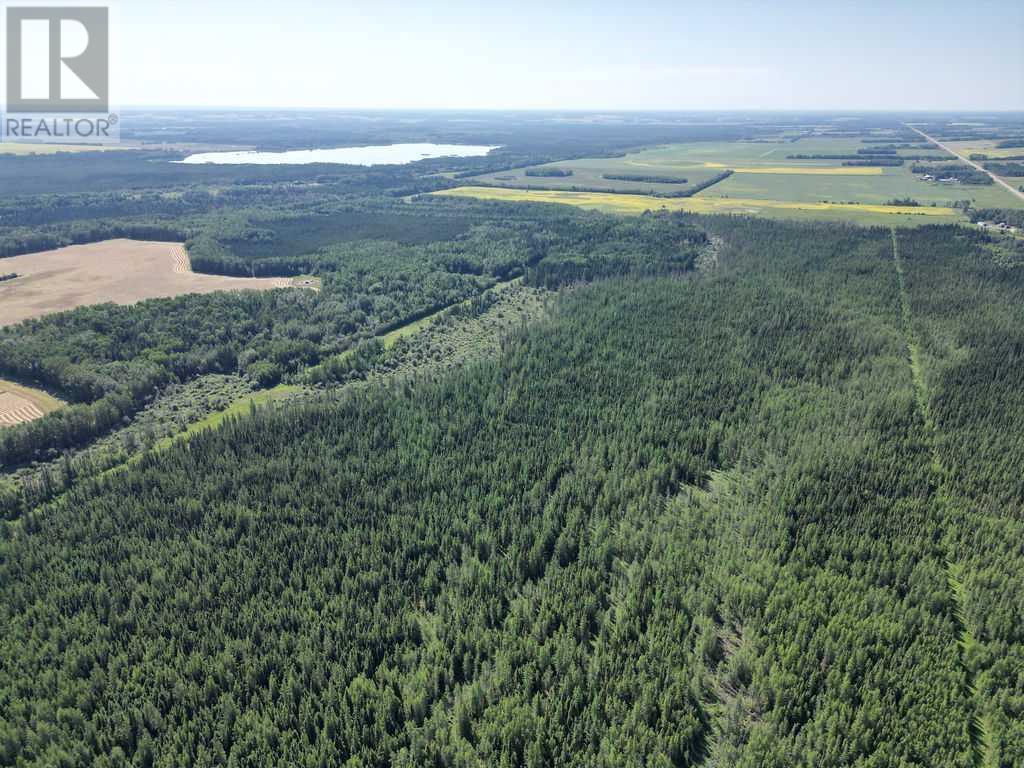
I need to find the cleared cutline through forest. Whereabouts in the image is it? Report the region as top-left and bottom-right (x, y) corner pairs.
(13, 277), (551, 520)
(150, 224), (717, 457)
(6, 232), (711, 511)
(133, 276), (536, 459)
(891, 228), (993, 767)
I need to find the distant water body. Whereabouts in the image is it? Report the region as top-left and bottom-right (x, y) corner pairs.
(177, 143), (500, 166)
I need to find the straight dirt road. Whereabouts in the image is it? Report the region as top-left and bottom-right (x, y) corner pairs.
(908, 125), (1024, 204)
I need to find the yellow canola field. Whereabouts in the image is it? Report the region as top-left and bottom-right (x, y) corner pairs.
(434, 186), (956, 217)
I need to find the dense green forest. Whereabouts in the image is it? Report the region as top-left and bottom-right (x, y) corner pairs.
(897, 226), (1024, 762)
(471, 171), (734, 200)
(2, 210), (1022, 766)
(3, 111), (1024, 766)
(0, 207), (705, 472)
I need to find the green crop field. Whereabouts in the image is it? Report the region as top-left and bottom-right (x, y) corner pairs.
(466, 136), (1024, 215)
(471, 156), (725, 194)
(947, 140), (1024, 159)
(702, 168), (1022, 208)
(436, 186), (962, 226)
(622, 139), (885, 168)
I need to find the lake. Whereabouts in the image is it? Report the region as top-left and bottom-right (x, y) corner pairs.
(177, 143), (500, 166)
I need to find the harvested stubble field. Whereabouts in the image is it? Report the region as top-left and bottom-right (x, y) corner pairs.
(0, 240), (293, 327)
(0, 379), (63, 428)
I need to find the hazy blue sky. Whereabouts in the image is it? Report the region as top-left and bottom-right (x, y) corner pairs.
(112, 0), (1022, 110)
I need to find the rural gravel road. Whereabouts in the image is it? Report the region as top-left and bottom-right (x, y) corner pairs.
(908, 125), (1024, 204)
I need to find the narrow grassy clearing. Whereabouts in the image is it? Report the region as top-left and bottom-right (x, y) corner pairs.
(147, 384), (303, 454)
(892, 229), (992, 768)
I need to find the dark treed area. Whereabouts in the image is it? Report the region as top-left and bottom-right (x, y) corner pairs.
(2, 110), (1024, 767)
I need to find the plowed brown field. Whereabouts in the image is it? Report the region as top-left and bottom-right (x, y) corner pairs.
(0, 240), (292, 327)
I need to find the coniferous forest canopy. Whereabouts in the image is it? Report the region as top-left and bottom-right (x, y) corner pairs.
(1, 111), (1024, 767)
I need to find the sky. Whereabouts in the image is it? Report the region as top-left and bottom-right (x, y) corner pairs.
(27, 0), (1024, 110)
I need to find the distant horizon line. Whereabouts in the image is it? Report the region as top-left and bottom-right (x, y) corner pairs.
(111, 105), (1024, 114)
